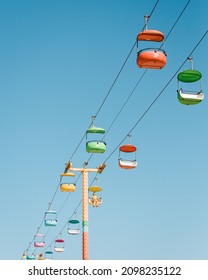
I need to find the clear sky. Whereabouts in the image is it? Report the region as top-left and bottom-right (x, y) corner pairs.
(0, 0), (207, 260)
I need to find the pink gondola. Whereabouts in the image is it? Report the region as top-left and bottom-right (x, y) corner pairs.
(34, 233), (45, 248)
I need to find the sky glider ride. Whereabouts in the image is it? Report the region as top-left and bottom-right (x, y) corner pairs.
(136, 15), (166, 69)
(68, 212), (80, 235)
(86, 116), (106, 153)
(119, 135), (137, 169)
(60, 171), (76, 192)
(34, 233), (45, 248)
(54, 238), (65, 252)
(88, 183), (102, 207)
(26, 248), (36, 260)
(177, 57), (204, 105)
(44, 209), (58, 227)
(44, 250), (53, 259)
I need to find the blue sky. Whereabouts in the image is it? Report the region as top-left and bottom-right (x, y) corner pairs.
(0, 0), (207, 260)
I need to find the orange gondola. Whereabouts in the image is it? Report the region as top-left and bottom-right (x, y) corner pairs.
(136, 16), (166, 69)
(137, 49), (166, 69)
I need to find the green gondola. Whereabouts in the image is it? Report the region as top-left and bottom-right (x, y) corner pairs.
(177, 58), (204, 105)
(86, 118), (106, 153)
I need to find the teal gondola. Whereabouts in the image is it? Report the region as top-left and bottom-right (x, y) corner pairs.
(44, 210), (57, 227)
(68, 219), (80, 235)
(44, 250), (53, 260)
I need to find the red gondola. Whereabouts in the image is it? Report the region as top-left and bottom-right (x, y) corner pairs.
(119, 135), (137, 169)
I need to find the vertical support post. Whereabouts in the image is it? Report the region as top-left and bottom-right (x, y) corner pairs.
(64, 163), (105, 260)
(82, 170), (89, 260)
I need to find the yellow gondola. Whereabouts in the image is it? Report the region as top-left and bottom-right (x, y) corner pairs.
(60, 172), (76, 192)
(88, 184), (102, 207)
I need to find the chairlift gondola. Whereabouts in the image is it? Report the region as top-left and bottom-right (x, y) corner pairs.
(54, 239), (65, 252)
(68, 219), (80, 235)
(86, 116), (106, 153)
(44, 250), (53, 260)
(26, 254), (36, 260)
(34, 233), (45, 248)
(88, 184), (102, 207)
(177, 57), (204, 105)
(119, 135), (137, 169)
(26, 248), (36, 260)
(136, 16), (166, 69)
(68, 212), (80, 235)
(44, 210), (57, 227)
(60, 172), (76, 192)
